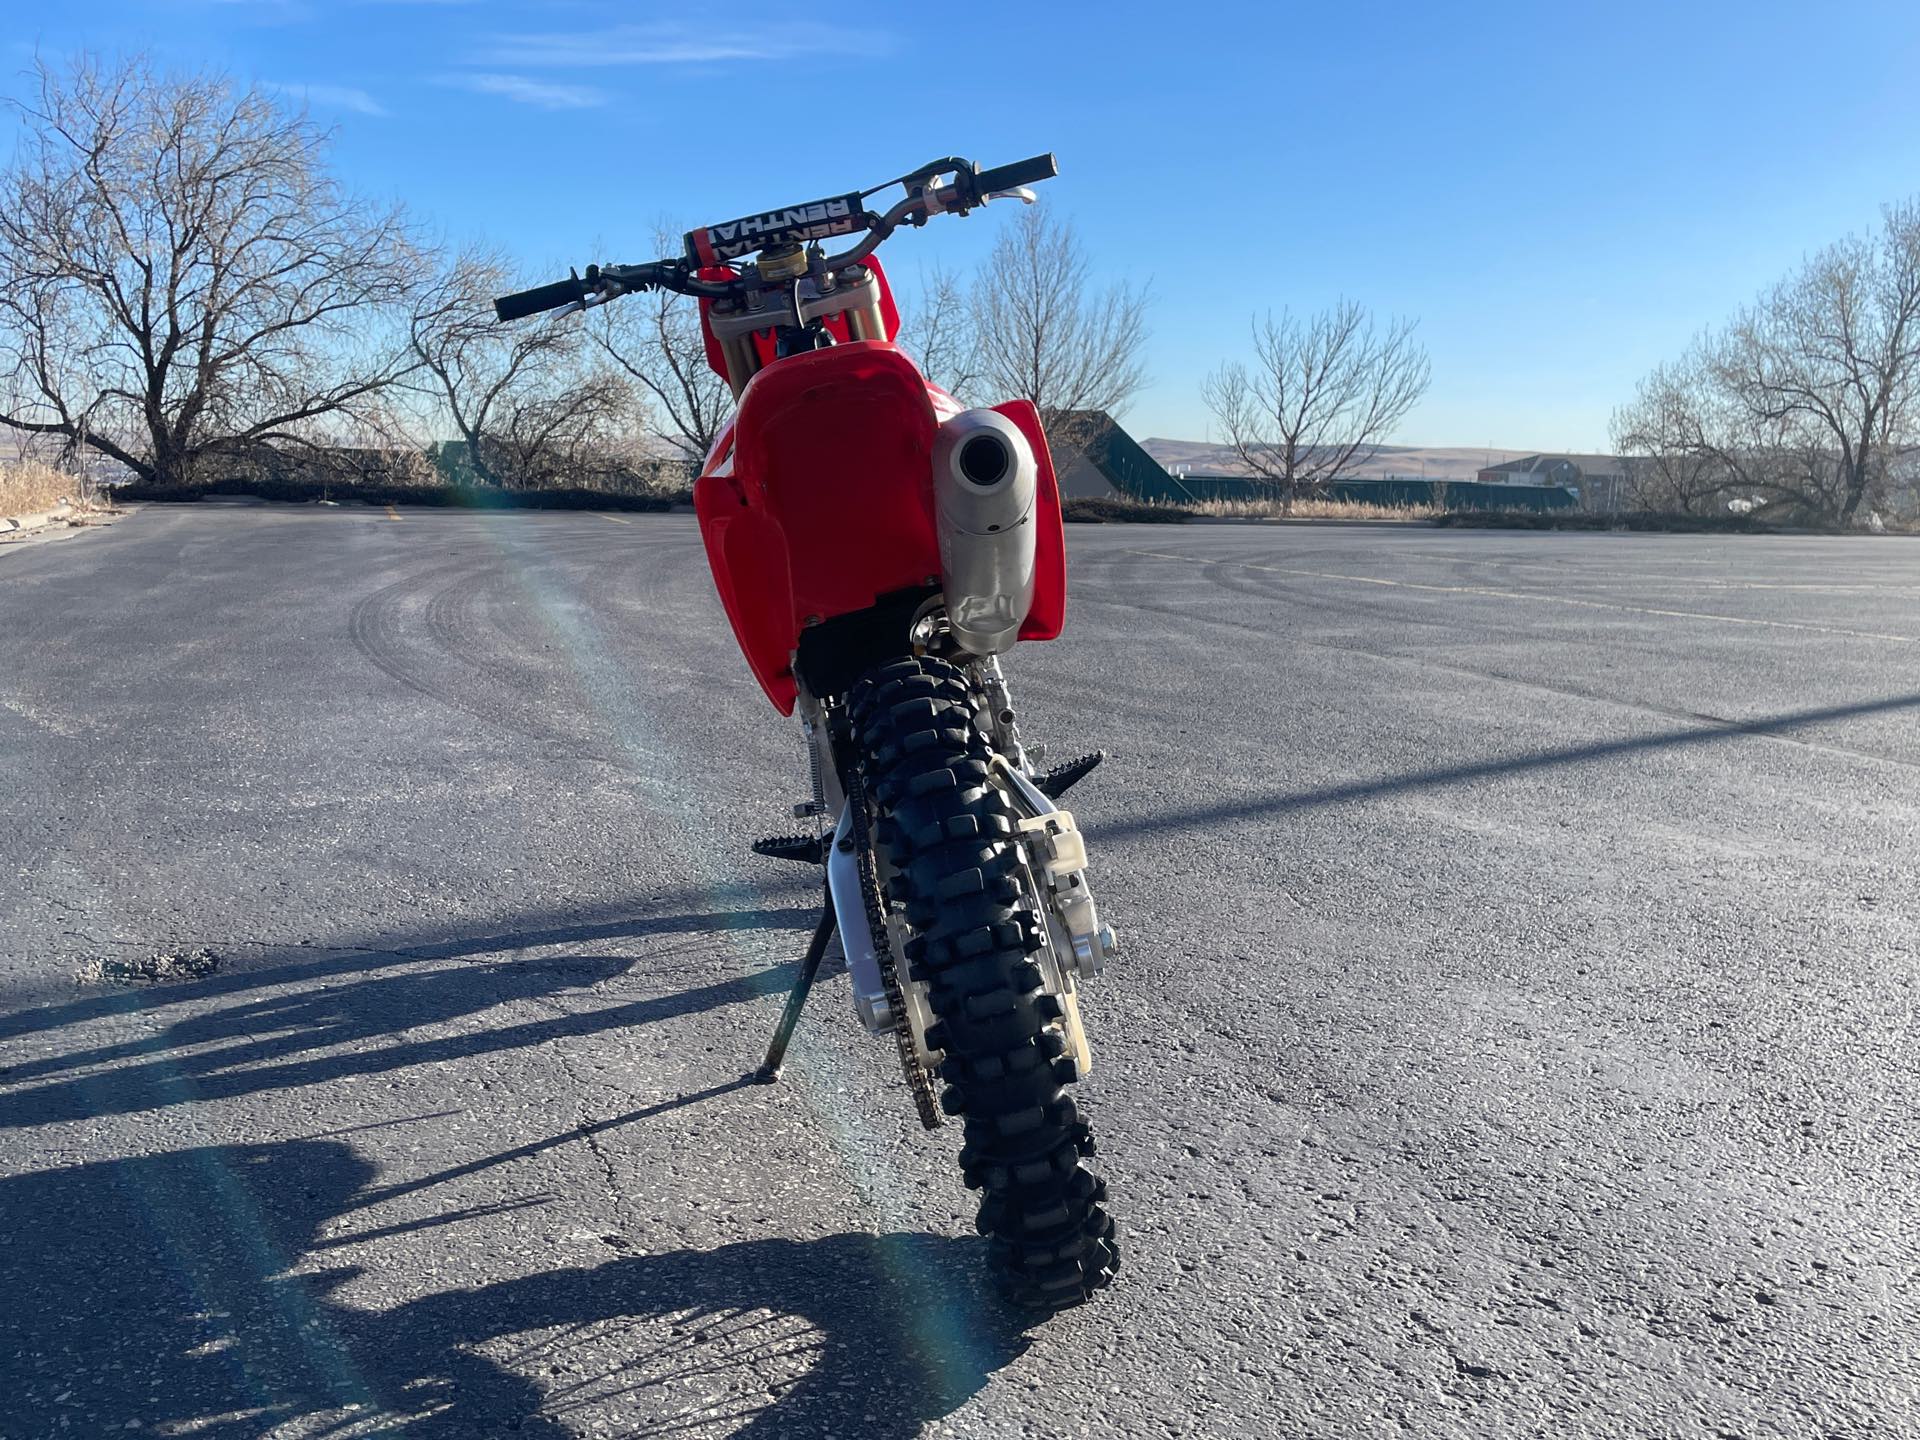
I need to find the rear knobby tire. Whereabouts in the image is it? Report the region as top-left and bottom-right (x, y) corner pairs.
(847, 656), (1119, 1309)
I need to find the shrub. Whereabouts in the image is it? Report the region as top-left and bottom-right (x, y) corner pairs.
(113, 475), (687, 512)
(1062, 496), (1194, 523)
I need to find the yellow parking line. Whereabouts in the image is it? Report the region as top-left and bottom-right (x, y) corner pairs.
(384, 505), (402, 521)
(598, 513), (633, 525)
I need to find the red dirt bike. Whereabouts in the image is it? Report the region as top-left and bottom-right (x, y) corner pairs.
(494, 154), (1119, 1308)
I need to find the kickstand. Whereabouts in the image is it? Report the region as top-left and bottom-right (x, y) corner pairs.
(752, 896), (837, 1084)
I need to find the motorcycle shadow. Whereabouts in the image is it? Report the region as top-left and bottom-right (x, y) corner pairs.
(0, 905), (819, 1131)
(0, 1137), (1032, 1437)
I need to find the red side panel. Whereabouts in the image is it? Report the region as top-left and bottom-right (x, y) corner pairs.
(694, 341), (939, 713)
(997, 400), (1067, 641)
(694, 465), (796, 708)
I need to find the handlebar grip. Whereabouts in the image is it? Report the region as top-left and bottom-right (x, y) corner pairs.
(493, 275), (586, 322)
(973, 153), (1058, 195)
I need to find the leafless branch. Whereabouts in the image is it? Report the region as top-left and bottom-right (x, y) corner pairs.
(1619, 198), (1920, 522)
(970, 204), (1150, 433)
(0, 54), (425, 487)
(1201, 301), (1430, 512)
(588, 225), (732, 464)
(409, 245), (648, 491)
(897, 264), (982, 403)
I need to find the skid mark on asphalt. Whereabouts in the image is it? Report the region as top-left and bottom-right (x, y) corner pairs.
(1196, 545), (1468, 637)
(421, 564), (552, 689)
(346, 564), (620, 764)
(1127, 549), (1920, 645)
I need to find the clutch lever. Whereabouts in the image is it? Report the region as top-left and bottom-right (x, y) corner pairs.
(553, 290), (615, 319)
(556, 263), (646, 317)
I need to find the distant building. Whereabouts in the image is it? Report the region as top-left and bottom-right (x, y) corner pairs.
(1045, 410), (1194, 502)
(1477, 454), (1630, 512)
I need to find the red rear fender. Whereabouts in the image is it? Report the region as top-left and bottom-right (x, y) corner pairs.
(695, 343), (939, 712)
(695, 345), (1068, 713)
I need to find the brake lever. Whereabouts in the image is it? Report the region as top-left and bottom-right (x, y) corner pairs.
(984, 186), (1039, 205)
(554, 289), (616, 319)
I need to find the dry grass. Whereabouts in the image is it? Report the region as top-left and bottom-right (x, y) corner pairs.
(0, 462), (119, 529)
(0, 458), (113, 521)
(1192, 496), (1444, 522)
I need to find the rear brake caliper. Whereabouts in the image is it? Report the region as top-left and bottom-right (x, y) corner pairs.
(990, 758), (1118, 1074)
(1015, 809), (1106, 979)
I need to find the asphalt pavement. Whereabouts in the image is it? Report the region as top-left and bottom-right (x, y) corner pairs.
(2, 506), (1917, 1439)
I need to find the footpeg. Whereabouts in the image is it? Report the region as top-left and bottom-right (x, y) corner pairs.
(752, 833), (828, 865)
(1035, 750), (1105, 800)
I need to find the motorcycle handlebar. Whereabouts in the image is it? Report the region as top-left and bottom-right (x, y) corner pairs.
(492, 274), (586, 322)
(970, 152), (1058, 196)
(493, 260), (739, 322)
(815, 153), (1059, 270)
(492, 152), (1059, 324)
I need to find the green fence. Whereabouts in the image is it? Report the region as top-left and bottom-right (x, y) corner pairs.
(1051, 412), (1576, 514)
(1061, 414), (1196, 503)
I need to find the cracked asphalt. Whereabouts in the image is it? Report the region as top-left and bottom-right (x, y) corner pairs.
(2, 506), (1916, 1438)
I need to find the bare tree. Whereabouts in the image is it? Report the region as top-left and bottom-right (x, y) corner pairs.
(1611, 355), (1748, 514)
(897, 264), (982, 401)
(1618, 199), (1920, 523)
(0, 56), (422, 487)
(1715, 200), (1920, 522)
(1202, 301), (1431, 513)
(970, 204), (1149, 432)
(589, 226), (732, 464)
(410, 247), (644, 491)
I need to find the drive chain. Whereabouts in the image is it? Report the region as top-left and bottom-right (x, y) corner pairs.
(848, 763), (942, 1130)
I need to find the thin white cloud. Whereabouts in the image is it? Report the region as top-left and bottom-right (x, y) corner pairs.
(266, 81), (389, 117)
(470, 21), (889, 69)
(445, 73), (607, 110)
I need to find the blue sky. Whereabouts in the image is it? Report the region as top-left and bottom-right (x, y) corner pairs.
(8, 0), (1920, 449)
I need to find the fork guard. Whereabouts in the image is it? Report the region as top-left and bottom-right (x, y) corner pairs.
(824, 803), (894, 1035)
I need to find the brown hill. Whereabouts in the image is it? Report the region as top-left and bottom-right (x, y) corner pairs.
(1139, 439), (1531, 482)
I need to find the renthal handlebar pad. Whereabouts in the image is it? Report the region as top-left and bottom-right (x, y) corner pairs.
(685, 192), (868, 266)
(493, 276), (585, 322)
(972, 153), (1058, 195)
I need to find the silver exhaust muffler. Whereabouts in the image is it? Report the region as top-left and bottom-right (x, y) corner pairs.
(931, 408), (1037, 655)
